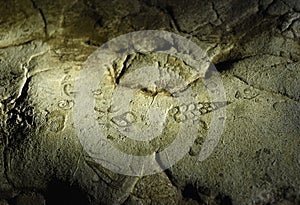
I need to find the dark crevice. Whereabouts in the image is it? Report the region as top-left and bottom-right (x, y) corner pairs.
(182, 184), (233, 205)
(214, 60), (235, 73)
(115, 55), (132, 84)
(163, 170), (179, 190)
(216, 194), (233, 205)
(213, 53), (282, 73)
(30, 0), (37, 9)
(211, 2), (221, 22)
(140, 0), (181, 33)
(213, 55), (255, 73)
(182, 184), (203, 203)
(39, 8), (48, 37)
(262, 0), (276, 15)
(164, 6), (185, 33)
(5, 75), (33, 127)
(30, 0), (48, 37)
(115, 66), (127, 84)
(44, 179), (90, 205)
(11, 77), (31, 108)
(84, 39), (102, 47)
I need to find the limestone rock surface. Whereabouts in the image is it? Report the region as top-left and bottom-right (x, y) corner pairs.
(0, 0), (299, 204)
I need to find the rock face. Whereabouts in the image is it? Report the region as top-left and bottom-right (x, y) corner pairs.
(0, 0), (299, 204)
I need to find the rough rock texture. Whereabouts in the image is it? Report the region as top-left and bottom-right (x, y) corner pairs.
(0, 0), (299, 204)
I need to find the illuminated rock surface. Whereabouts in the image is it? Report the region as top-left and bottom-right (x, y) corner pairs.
(0, 0), (299, 204)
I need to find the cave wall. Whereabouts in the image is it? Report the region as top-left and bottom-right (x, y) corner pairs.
(0, 0), (300, 204)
